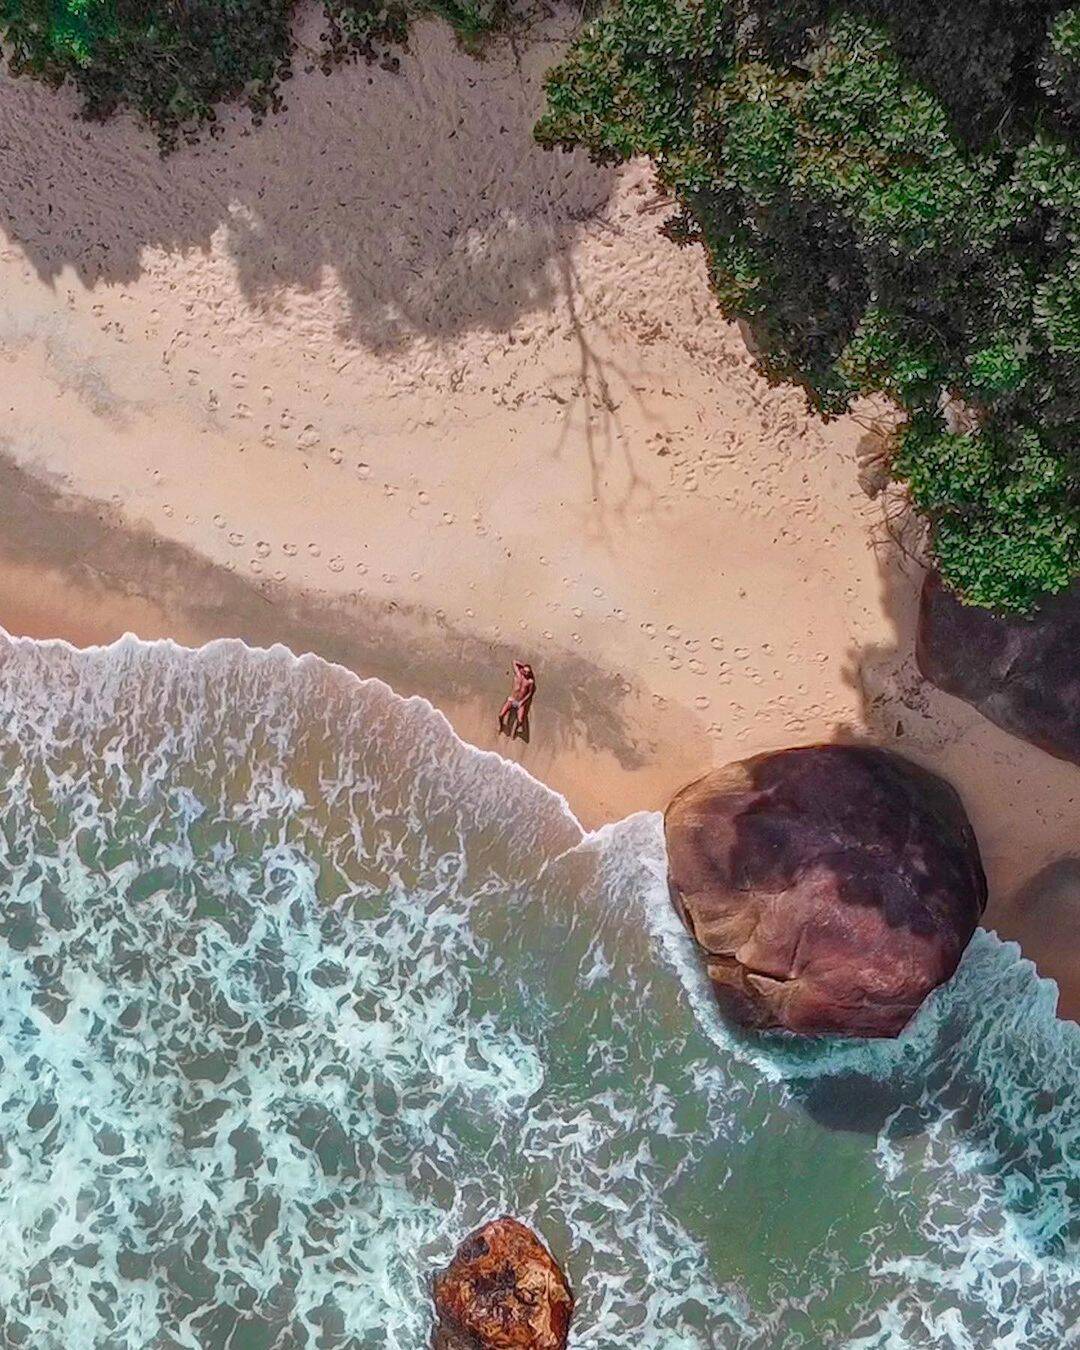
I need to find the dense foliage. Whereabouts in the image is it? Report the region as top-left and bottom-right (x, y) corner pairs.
(538, 1), (1080, 609)
(0, 0), (502, 148)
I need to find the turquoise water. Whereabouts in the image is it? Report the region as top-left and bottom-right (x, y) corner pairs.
(0, 633), (1076, 1348)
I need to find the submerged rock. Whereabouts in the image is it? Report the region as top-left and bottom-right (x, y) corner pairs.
(664, 744), (987, 1037)
(917, 569), (1080, 765)
(432, 1217), (573, 1350)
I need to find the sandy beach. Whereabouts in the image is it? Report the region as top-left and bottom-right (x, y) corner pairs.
(1, 14), (1077, 1012)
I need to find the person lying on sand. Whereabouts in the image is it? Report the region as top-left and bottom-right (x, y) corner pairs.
(499, 660), (536, 739)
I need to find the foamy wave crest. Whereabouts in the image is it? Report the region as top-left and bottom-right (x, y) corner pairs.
(0, 631), (1076, 1348)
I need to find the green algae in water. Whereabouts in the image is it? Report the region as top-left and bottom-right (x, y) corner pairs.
(0, 633), (1076, 1348)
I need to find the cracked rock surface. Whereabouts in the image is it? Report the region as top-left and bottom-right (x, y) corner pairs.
(432, 1217), (573, 1350)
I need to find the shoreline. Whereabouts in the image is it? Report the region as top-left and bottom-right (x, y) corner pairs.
(3, 460), (1079, 1020)
(1, 16), (1078, 1018)
(0, 452), (703, 831)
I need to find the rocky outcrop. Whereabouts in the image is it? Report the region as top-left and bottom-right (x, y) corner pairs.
(664, 744), (987, 1037)
(432, 1217), (573, 1350)
(917, 569), (1080, 765)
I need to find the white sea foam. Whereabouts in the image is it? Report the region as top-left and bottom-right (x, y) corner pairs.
(0, 630), (1076, 1348)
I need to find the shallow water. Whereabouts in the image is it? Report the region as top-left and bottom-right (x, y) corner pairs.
(0, 633), (1076, 1349)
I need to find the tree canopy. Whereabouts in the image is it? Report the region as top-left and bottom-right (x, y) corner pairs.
(537, 1), (1080, 609)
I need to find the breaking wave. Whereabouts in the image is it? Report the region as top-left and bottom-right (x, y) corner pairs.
(0, 632), (1075, 1348)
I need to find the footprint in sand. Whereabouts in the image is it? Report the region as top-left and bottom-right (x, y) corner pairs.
(418, 490), (431, 505)
(357, 463), (371, 480)
(228, 532), (245, 547)
(592, 586), (604, 597)
(282, 543), (298, 557)
(710, 636), (724, 650)
(298, 425), (319, 449)
(695, 696), (711, 710)
(307, 544), (321, 558)
(543, 630), (553, 639)
(642, 622), (656, 638)
(329, 557), (344, 573)
(689, 659), (707, 674)
(273, 571), (286, 583)
(572, 607), (583, 618)
(410, 571), (422, 582)
(230, 372), (246, 389)
(162, 504), (174, 518)
(666, 624), (682, 639)
(213, 514), (227, 529)
(255, 541), (271, 558)
(356, 563), (369, 576)
(250, 561), (262, 574)
(441, 512), (455, 526)
(329, 448), (343, 465)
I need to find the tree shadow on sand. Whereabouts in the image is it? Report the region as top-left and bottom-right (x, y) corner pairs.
(0, 11), (616, 353)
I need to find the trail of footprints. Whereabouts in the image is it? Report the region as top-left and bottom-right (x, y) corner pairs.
(181, 376), (838, 734)
(199, 490), (837, 737)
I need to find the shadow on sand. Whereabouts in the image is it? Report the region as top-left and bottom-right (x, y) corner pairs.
(0, 451), (654, 777)
(0, 11), (615, 354)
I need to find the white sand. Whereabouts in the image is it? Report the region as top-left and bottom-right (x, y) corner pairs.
(0, 15), (1077, 1007)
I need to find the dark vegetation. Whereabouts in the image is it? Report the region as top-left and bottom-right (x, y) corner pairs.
(536, 1), (1080, 609)
(2, 1), (1078, 609)
(0, 0), (503, 148)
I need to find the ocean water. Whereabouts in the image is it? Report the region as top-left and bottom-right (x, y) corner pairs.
(0, 632), (1076, 1350)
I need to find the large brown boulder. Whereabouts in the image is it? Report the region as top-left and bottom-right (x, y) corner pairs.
(664, 744), (987, 1037)
(432, 1217), (573, 1350)
(917, 569), (1080, 765)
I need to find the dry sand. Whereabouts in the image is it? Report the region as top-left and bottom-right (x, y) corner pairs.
(0, 13), (1077, 1012)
